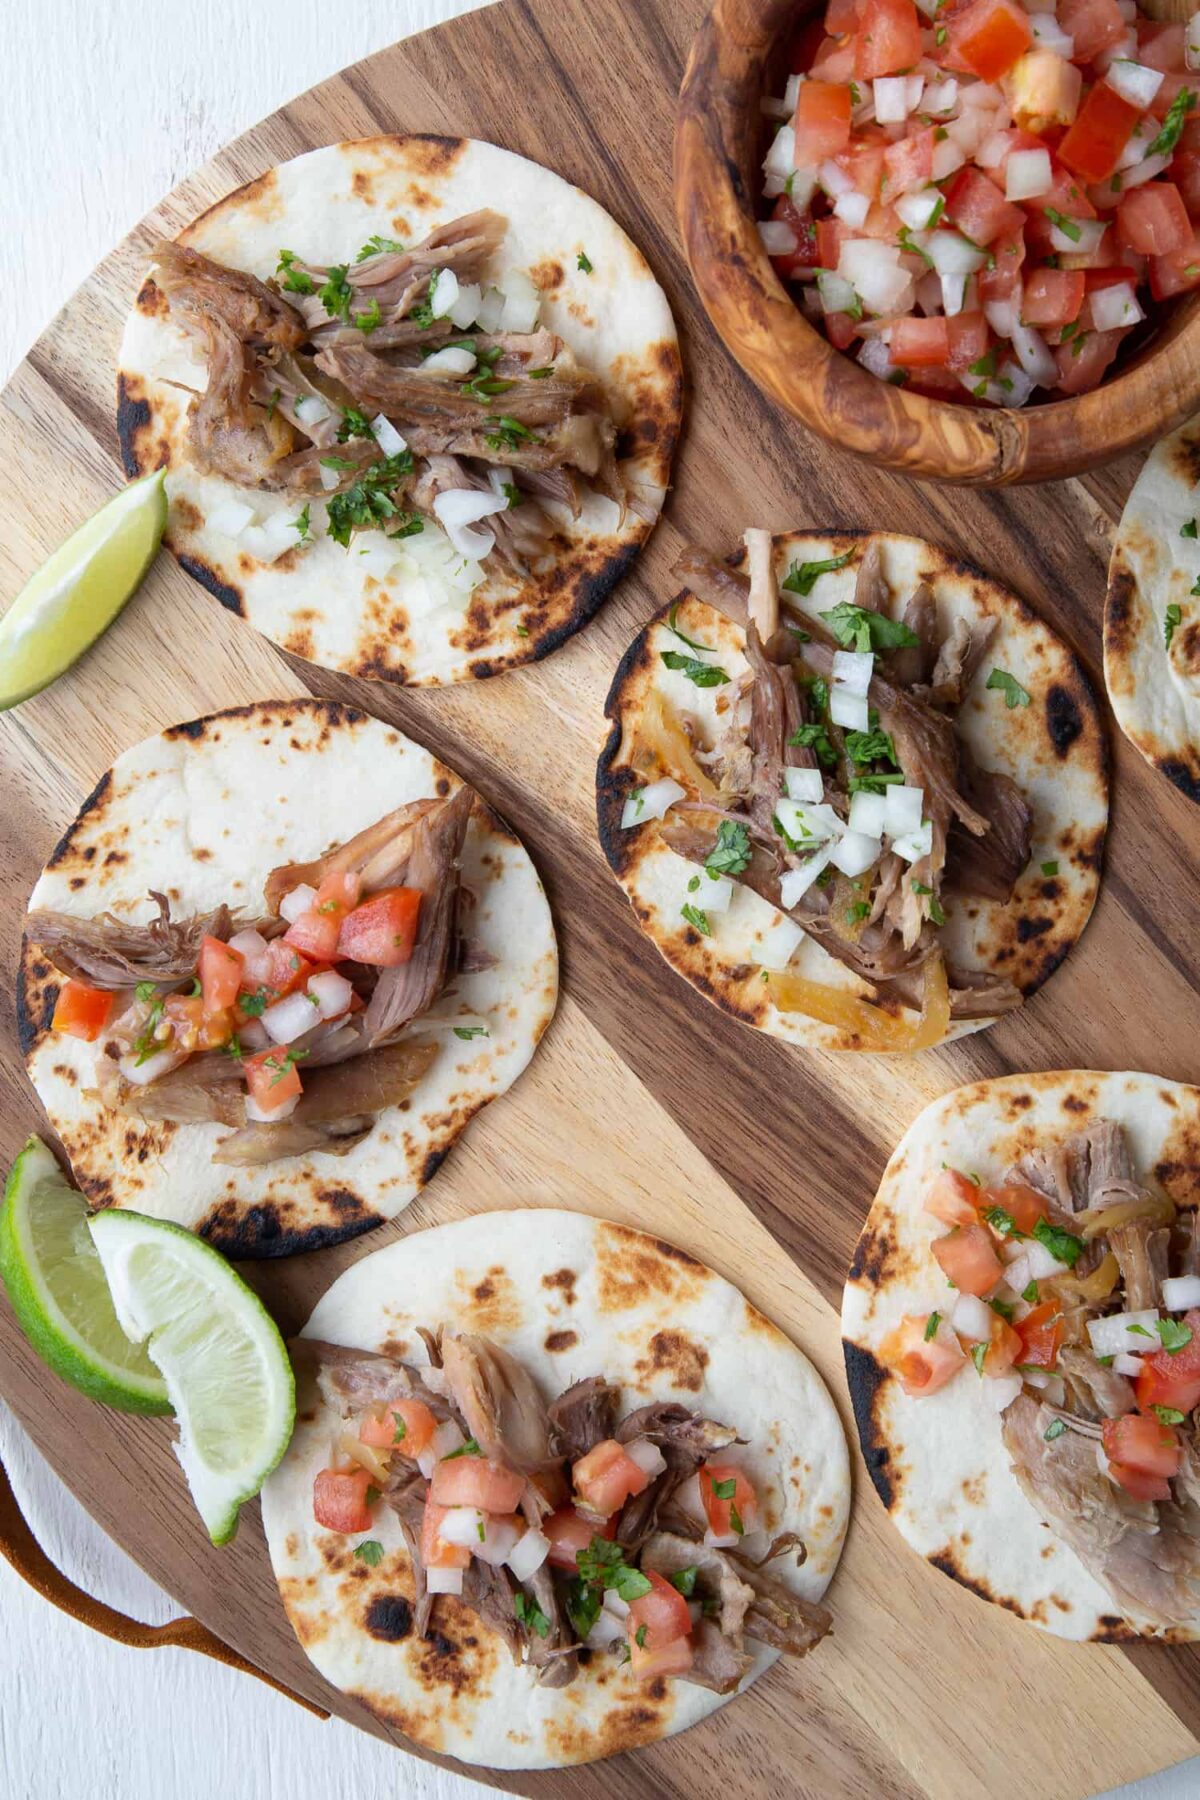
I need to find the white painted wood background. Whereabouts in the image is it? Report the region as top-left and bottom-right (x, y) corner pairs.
(0, 5), (1195, 1798)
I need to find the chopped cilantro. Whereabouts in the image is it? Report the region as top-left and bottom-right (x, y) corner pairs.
(527, 365), (555, 378)
(354, 1540), (384, 1566)
(453, 1025), (489, 1041)
(681, 903), (711, 935)
(387, 513), (424, 540)
(1032, 1216), (1083, 1269)
(1183, 519), (1198, 539)
(356, 234), (406, 262)
(789, 722), (837, 768)
(326, 452), (416, 547)
(843, 727), (897, 767)
(1022, 1280), (1039, 1304)
(688, 875), (701, 892)
(986, 668), (1031, 709)
(668, 1566), (698, 1597)
(819, 601), (920, 654)
(705, 819), (751, 878)
(985, 1205), (1021, 1238)
(338, 407), (377, 442)
(239, 988), (269, 1016)
(782, 550), (857, 597)
(392, 1414), (407, 1444)
(442, 1437), (482, 1459)
(132, 999), (166, 1067)
(1044, 1418), (1067, 1442)
(924, 1312), (941, 1341)
(1165, 603), (1183, 649)
(711, 1475), (737, 1500)
(1041, 860), (1059, 877)
(1153, 1404), (1186, 1426)
(1044, 208), (1083, 244)
(1157, 1318), (1194, 1354)
(352, 298), (382, 334)
(667, 602), (714, 653)
(577, 250), (594, 273)
(275, 249), (314, 294)
(635, 1623), (648, 1648)
(291, 503), (311, 543)
(1148, 87), (1197, 159)
(514, 1592), (551, 1637)
(484, 414), (539, 452)
(846, 900), (871, 923)
(135, 980), (157, 1003)
(407, 268), (442, 330)
(318, 264), (354, 323)
(266, 1046), (308, 1086)
(660, 650), (730, 687)
(971, 1342), (987, 1375)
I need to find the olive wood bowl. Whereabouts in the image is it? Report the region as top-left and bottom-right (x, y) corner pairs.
(674, 0), (1200, 485)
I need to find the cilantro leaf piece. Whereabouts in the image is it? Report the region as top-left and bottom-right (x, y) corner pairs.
(667, 602), (714, 653)
(1153, 1404), (1186, 1426)
(354, 1539), (384, 1566)
(668, 1566), (698, 1597)
(1044, 207), (1083, 244)
(239, 989), (269, 1017)
(356, 234), (406, 262)
(353, 298), (383, 334)
(565, 1578), (601, 1639)
(484, 414), (538, 452)
(843, 726), (897, 767)
(986, 667), (1031, 709)
(318, 264), (354, 323)
(1156, 1318), (1194, 1354)
(514, 1592), (551, 1637)
(577, 250), (594, 273)
(681, 903), (711, 935)
(1044, 1418), (1067, 1442)
(1022, 1280), (1039, 1304)
(1165, 603), (1183, 649)
(660, 650), (730, 687)
(1182, 519), (1198, 540)
(1032, 1216), (1084, 1269)
(135, 980), (157, 1003)
(441, 1437), (483, 1459)
(392, 1413), (407, 1444)
(275, 249), (315, 294)
(291, 503), (311, 543)
(1148, 87), (1197, 159)
(789, 722), (837, 768)
(711, 1475), (737, 1500)
(453, 1025), (489, 1040)
(924, 1312), (941, 1341)
(819, 601), (920, 654)
(325, 452), (416, 547)
(338, 407), (376, 443)
(971, 1342), (987, 1375)
(782, 550), (857, 597)
(1041, 860), (1059, 877)
(705, 819), (751, 878)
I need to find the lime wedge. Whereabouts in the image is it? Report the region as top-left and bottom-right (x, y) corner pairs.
(87, 1210), (295, 1545)
(0, 468), (167, 710)
(0, 1137), (169, 1414)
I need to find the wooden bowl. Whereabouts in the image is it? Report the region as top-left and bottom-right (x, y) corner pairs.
(674, 0), (1200, 485)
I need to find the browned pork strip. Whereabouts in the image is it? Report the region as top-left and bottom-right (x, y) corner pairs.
(186, 310), (297, 484)
(946, 748), (1033, 902)
(364, 787), (473, 1047)
(887, 580), (937, 689)
(295, 210), (507, 332)
(1089, 1121), (1169, 1312)
(263, 797), (443, 912)
(28, 894), (248, 987)
(151, 240), (306, 349)
(211, 1039), (437, 1165)
(293, 1339), (460, 1424)
(546, 1376), (621, 1462)
(439, 1332), (565, 1519)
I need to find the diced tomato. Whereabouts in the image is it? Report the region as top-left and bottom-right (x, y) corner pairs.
(1023, 164), (1097, 222)
(924, 1169), (982, 1229)
(982, 1315), (1024, 1378)
(199, 935), (244, 1014)
(1135, 1310), (1200, 1417)
(1138, 22), (1186, 75)
(811, 36), (857, 82)
(1060, 83), (1142, 184)
(932, 1224), (1003, 1297)
(1022, 268), (1086, 326)
(313, 1466), (374, 1533)
(243, 1045), (304, 1114)
(946, 312), (990, 371)
(430, 1455), (526, 1513)
(359, 1397), (438, 1456)
(880, 1315), (967, 1397)
(627, 1570), (693, 1651)
(1059, 0), (1127, 66)
(770, 197), (820, 279)
(981, 1182), (1052, 1236)
(51, 978), (115, 1042)
(816, 217), (849, 270)
(825, 311), (860, 351)
(855, 0), (922, 79)
(787, 14), (832, 74)
(944, 166), (1026, 246)
(794, 80), (853, 165)
(1086, 264), (1142, 289)
(629, 1632), (695, 1681)
(1118, 183), (1193, 256)
(979, 228), (1027, 301)
(947, 0), (1032, 84)
(337, 887), (422, 967)
(420, 1497), (472, 1570)
(700, 1462), (759, 1539)
(573, 1439), (650, 1517)
(1015, 1301), (1065, 1372)
(259, 939), (316, 999)
(1148, 73), (1200, 123)
(543, 1507), (615, 1572)
(1150, 230), (1200, 299)
(284, 908), (341, 964)
(1171, 151), (1200, 221)
(1054, 325), (1126, 392)
(1107, 1462), (1174, 1502)
(825, 0), (860, 35)
(835, 132), (887, 204)
(889, 316), (950, 367)
(163, 993), (234, 1051)
(1102, 1414), (1182, 1484)
(883, 127), (935, 193)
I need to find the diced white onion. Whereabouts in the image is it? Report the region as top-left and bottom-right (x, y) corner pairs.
(625, 1440), (668, 1480)
(884, 783), (924, 836)
(426, 1567), (464, 1596)
(700, 873), (735, 915)
(1119, 150), (1172, 189)
(603, 1591), (631, 1619)
(775, 798), (841, 844)
(896, 188), (944, 231)
(279, 883), (317, 924)
(783, 766), (825, 804)
(418, 1419), (466, 1478)
(952, 1292), (995, 1341)
(293, 393), (331, 426)
(892, 821), (934, 864)
(818, 158), (855, 199)
(703, 1529), (740, 1550)
(208, 499), (255, 539)
(1006, 148), (1053, 202)
(432, 487), (508, 560)
(319, 461), (342, 492)
(308, 969), (353, 1021)
(832, 649), (874, 694)
(438, 1506), (488, 1548)
(830, 830), (881, 878)
(421, 347), (476, 377)
(925, 78), (958, 116)
(976, 130), (1010, 171)
(263, 989), (319, 1046)
(757, 914), (806, 969)
(848, 789), (888, 836)
(1023, 1239), (1073, 1281)
(118, 1045), (189, 1087)
(1010, 320), (1059, 386)
(1190, 12), (1200, 71)
(475, 1518), (522, 1567)
(449, 280), (482, 329)
(584, 1609), (626, 1650)
(926, 231), (987, 278)
(833, 190), (871, 229)
(764, 123), (797, 183)
(1096, 1442), (1113, 1481)
(430, 267), (460, 319)
(1049, 217), (1106, 255)
(778, 851), (833, 909)
(1086, 1309), (1161, 1358)
(1030, 16), (1074, 56)
(621, 776), (685, 829)
(985, 295), (1020, 338)
(983, 1373), (1024, 1410)
(500, 269), (541, 333)
(1112, 1353), (1145, 1377)
(931, 137), (967, 182)
(838, 239), (913, 314)
(1105, 60), (1164, 108)
(497, 1526), (548, 1582)
(246, 1090), (298, 1123)
(830, 687), (870, 731)
(369, 414), (408, 457)
(1088, 282), (1144, 332)
(1162, 1275), (1200, 1313)
(940, 271), (969, 318)
(228, 927), (269, 970)
(858, 334), (898, 380)
(874, 76), (914, 124)
(476, 285), (506, 332)
(760, 220), (799, 257)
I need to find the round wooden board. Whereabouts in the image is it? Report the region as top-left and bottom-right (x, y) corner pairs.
(1, 1), (1199, 1794)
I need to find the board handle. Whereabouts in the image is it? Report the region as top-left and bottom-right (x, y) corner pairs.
(0, 1449), (328, 1719)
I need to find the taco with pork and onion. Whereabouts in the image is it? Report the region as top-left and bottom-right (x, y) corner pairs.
(843, 1071), (1200, 1641)
(261, 1208), (849, 1768)
(18, 699), (556, 1257)
(597, 529), (1107, 1052)
(117, 136), (681, 686)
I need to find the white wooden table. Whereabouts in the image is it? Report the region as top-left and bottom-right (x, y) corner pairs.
(0, 6), (1195, 1798)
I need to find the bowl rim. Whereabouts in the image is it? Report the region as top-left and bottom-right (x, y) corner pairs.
(674, 0), (1200, 486)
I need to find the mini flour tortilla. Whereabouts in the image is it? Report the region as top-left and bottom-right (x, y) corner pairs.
(117, 136), (681, 686)
(19, 699), (557, 1257)
(598, 531), (1108, 1052)
(1107, 415), (1200, 803)
(261, 1209), (850, 1769)
(842, 1070), (1200, 1642)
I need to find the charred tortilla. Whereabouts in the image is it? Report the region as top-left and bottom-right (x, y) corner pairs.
(261, 1208), (849, 1768)
(117, 136), (681, 687)
(19, 699), (557, 1257)
(842, 1071), (1200, 1642)
(1107, 415), (1200, 804)
(597, 531), (1107, 1052)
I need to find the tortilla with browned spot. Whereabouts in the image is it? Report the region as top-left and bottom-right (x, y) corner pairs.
(262, 1210), (849, 1768)
(1106, 415), (1200, 804)
(842, 1071), (1200, 1642)
(20, 699), (557, 1257)
(598, 531), (1108, 1052)
(116, 136), (680, 687)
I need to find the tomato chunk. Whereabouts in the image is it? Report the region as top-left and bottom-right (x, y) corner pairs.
(629, 1632), (695, 1681)
(770, 197), (820, 280)
(1150, 230), (1200, 300)
(430, 1454), (526, 1513)
(51, 978), (115, 1042)
(1059, 0), (1127, 66)
(980, 229), (1027, 301)
(1022, 268), (1086, 326)
(700, 1462), (759, 1538)
(421, 1497), (472, 1570)
(889, 317), (950, 368)
(1118, 183), (1193, 256)
(1135, 1310), (1200, 1417)
(982, 1315), (1024, 1378)
(199, 935), (244, 1014)
(924, 1169), (982, 1229)
(543, 1507), (615, 1572)
(947, 0), (1032, 84)
(1015, 1301), (1065, 1372)
(943, 166), (1025, 246)
(1055, 326), (1126, 393)
(946, 312), (990, 372)
(880, 1315), (967, 1397)
(284, 908), (341, 964)
(1060, 83), (1142, 184)
(243, 1045), (304, 1114)
(337, 886), (422, 967)
(313, 1466), (374, 1533)
(627, 1570), (693, 1651)
(259, 940), (317, 999)
(932, 1224), (1003, 1296)
(855, 0), (922, 79)
(573, 1439), (650, 1517)
(883, 127), (935, 193)
(1102, 1415), (1181, 1494)
(360, 1397), (438, 1456)
(982, 1182), (1053, 1236)
(794, 80), (853, 165)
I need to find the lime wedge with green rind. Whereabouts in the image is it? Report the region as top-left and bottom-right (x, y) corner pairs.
(0, 467), (167, 710)
(87, 1210), (295, 1545)
(0, 1137), (170, 1414)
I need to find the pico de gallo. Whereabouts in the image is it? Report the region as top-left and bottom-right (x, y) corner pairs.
(882, 1118), (1200, 1622)
(28, 787), (477, 1166)
(760, 0), (1200, 403)
(300, 1331), (831, 1689)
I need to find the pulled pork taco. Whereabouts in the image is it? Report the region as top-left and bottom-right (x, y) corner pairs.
(117, 136), (680, 686)
(1107, 414), (1200, 804)
(843, 1071), (1200, 1641)
(597, 530), (1107, 1052)
(19, 699), (556, 1257)
(262, 1209), (849, 1769)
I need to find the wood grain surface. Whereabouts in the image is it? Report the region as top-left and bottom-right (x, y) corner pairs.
(1, 0), (1199, 1794)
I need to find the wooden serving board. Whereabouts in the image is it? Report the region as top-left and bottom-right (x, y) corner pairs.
(2, 1), (1199, 1793)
